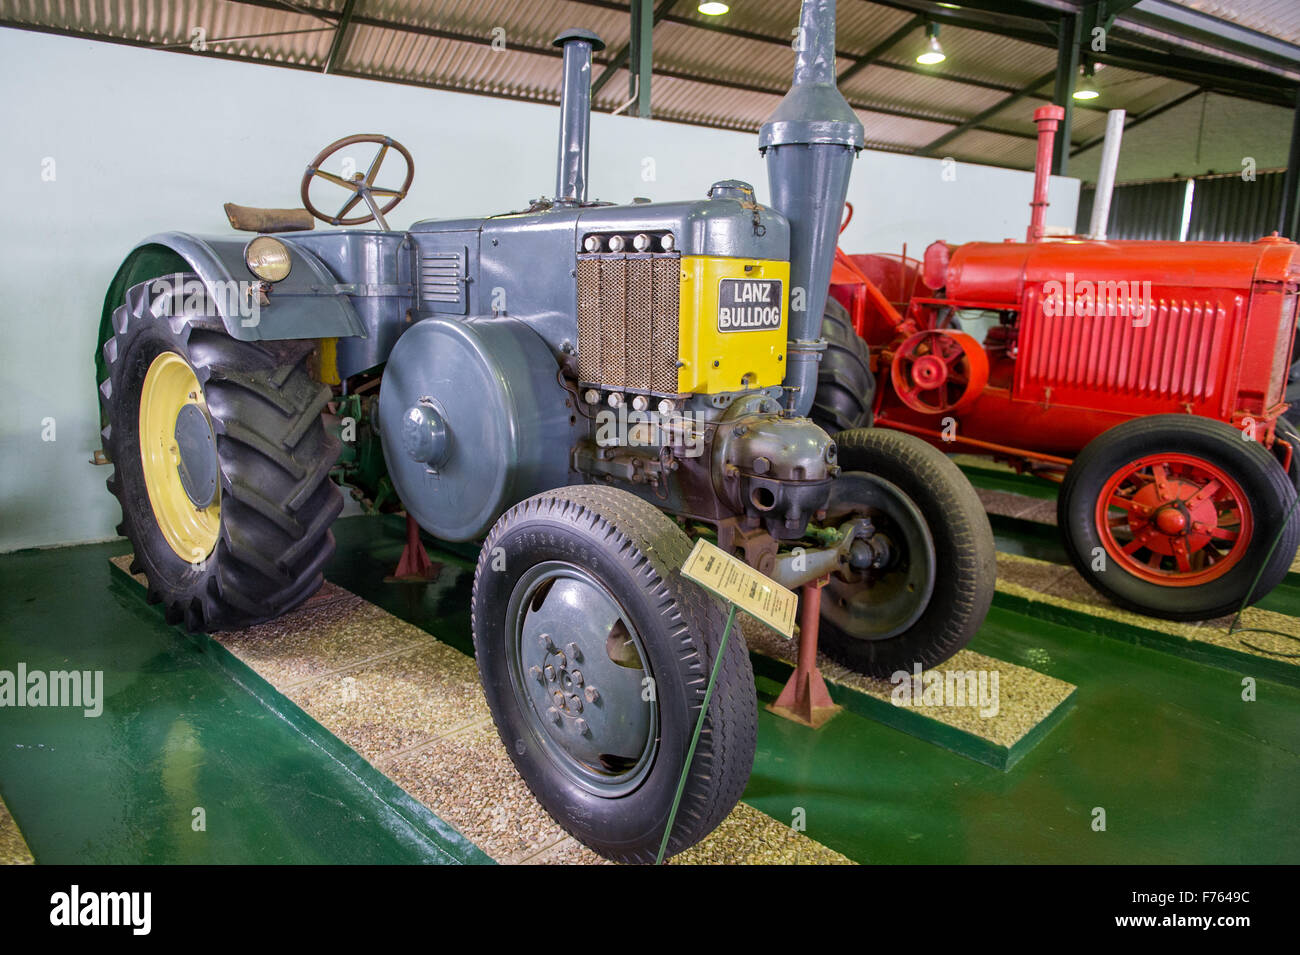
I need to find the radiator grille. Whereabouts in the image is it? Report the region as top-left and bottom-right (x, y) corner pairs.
(1020, 290), (1235, 402)
(577, 254), (680, 394)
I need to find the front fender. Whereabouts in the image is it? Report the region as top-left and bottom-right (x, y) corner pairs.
(126, 231), (369, 342)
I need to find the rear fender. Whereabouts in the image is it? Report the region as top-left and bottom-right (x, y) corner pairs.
(124, 231), (368, 342)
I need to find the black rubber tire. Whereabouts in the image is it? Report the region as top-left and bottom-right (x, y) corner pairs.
(811, 297), (874, 435)
(1058, 414), (1300, 621)
(100, 275), (342, 633)
(471, 485), (756, 864)
(820, 428), (995, 677)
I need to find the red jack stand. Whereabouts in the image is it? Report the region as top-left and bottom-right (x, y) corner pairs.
(385, 513), (441, 583)
(768, 576), (841, 729)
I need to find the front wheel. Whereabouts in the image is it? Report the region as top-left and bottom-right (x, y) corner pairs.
(1059, 415), (1300, 620)
(816, 428), (996, 678)
(471, 485), (756, 863)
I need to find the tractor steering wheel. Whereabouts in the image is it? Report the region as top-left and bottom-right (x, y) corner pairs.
(301, 134), (414, 230)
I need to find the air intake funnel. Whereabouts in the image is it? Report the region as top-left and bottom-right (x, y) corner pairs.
(552, 28), (605, 206)
(759, 0), (864, 417)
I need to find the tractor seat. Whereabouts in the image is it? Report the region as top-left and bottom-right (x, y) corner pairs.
(223, 202), (315, 234)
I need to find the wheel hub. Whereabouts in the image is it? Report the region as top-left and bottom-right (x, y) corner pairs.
(174, 403), (218, 508)
(510, 565), (657, 796)
(820, 472), (936, 641)
(138, 351), (220, 562)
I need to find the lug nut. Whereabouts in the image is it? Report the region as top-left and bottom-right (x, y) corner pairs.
(569, 694), (584, 713)
(571, 668), (584, 686)
(565, 642), (582, 661)
(530, 665), (544, 684)
(574, 718), (590, 737)
(544, 665), (556, 683)
(584, 685), (599, 704)
(539, 633), (555, 652)
(547, 706), (561, 724)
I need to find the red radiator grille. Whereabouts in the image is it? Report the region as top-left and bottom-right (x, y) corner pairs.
(1019, 291), (1238, 405)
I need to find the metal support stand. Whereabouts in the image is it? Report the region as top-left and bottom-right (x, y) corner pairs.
(386, 513), (441, 582)
(768, 576), (841, 729)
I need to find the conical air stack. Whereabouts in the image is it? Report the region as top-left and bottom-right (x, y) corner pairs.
(759, 0), (864, 417)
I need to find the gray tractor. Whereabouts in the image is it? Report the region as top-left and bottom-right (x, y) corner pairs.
(95, 0), (994, 862)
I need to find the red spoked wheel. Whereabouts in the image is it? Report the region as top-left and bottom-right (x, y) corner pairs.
(1059, 415), (1300, 621)
(1095, 453), (1251, 586)
(890, 329), (988, 415)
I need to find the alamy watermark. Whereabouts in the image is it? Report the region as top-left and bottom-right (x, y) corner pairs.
(0, 663), (103, 717)
(1042, 271), (1153, 327)
(890, 663), (1000, 717)
(149, 273), (263, 328)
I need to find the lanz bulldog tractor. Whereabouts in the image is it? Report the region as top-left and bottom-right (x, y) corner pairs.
(94, 0), (994, 862)
(825, 105), (1300, 622)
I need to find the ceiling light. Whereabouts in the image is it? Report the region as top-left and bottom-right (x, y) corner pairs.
(916, 24), (946, 65)
(1074, 65), (1099, 100)
(697, 2), (729, 15)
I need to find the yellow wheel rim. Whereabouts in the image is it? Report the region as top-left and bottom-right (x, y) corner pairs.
(139, 351), (221, 562)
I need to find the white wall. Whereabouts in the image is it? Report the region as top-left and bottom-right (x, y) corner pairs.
(0, 28), (1077, 551)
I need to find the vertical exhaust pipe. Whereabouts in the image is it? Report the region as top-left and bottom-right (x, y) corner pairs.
(552, 29), (605, 206)
(760, 0), (864, 417)
(1088, 109), (1127, 239)
(1027, 104), (1065, 242)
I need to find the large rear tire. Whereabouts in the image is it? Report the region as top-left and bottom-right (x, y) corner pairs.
(818, 428), (995, 677)
(99, 275), (342, 632)
(1059, 414), (1299, 620)
(471, 485), (756, 863)
(811, 297), (874, 434)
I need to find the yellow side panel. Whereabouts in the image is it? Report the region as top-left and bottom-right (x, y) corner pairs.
(678, 256), (789, 395)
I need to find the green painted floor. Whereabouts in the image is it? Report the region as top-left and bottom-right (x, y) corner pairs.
(2, 513), (1298, 864)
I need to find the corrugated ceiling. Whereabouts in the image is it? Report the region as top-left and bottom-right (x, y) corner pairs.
(0, 0), (1292, 172)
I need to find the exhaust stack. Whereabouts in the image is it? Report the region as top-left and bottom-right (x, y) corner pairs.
(1027, 105), (1065, 242)
(552, 29), (605, 206)
(760, 0), (864, 417)
(1088, 109), (1127, 239)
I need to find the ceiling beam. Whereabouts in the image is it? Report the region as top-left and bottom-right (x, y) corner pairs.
(322, 0), (357, 74)
(592, 0), (677, 96)
(836, 14), (923, 86)
(918, 69), (1057, 154)
(1070, 86), (1203, 156)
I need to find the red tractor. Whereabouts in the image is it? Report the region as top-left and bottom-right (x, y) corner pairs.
(822, 106), (1300, 621)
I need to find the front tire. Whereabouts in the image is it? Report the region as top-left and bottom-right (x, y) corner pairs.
(471, 486), (756, 863)
(1059, 414), (1300, 620)
(99, 275), (342, 632)
(818, 428), (995, 677)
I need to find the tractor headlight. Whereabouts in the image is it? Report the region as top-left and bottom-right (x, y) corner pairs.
(244, 236), (292, 283)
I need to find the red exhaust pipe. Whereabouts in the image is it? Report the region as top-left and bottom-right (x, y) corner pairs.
(1027, 105), (1065, 243)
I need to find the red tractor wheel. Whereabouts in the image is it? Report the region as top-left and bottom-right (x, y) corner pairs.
(1059, 415), (1300, 620)
(889, 329), (988, 415)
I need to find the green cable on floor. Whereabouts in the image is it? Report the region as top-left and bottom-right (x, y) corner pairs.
(1229, 487), (1300, 657)
(656, 603), (738, 866)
